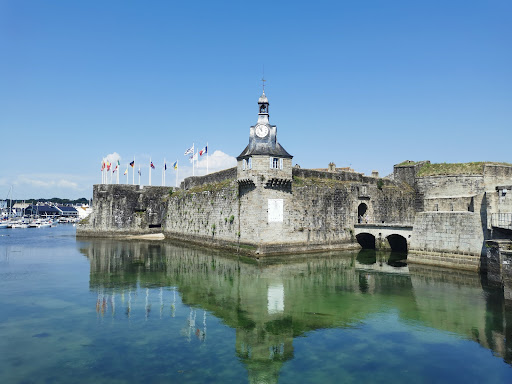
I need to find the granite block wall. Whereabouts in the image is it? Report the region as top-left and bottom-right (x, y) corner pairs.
(164, 180), (240, 245)
(410, 212), (485, 257)
(181, 167), (237, 190)
(78, 184), (170, 236)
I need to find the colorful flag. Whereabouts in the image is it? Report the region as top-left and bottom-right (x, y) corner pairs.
(117, 160), (120, 166)
(150, 162), (155, 169)
(124, 169), (128, 175)
(130, 160), (135, 168)
(164, 163), (167, 171)
(107, 162), (111, 171)
(101, 161), (105, 171)
(173, 160), (178, 170)
(184, 145), (194, 156)
(199, 145), (208, 156)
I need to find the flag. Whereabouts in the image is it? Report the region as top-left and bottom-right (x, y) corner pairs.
(189, 152), (198, 163)
(117, 160), (120, 166)
(173, 160), (178, 170)
(199, 145), (208, 156)
(184, 145), (194, 156)
(138, 169), (141, 176)
(130, 160), (134, 168)
(164, 163), (167, 171)
(124, 169), (128, 175)
(107, 162), (111, 171)
(151, 162), (155, 169)
(101, 161), (105, 171)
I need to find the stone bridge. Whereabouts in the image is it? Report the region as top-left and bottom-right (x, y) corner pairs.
(354, 223), (413, 252)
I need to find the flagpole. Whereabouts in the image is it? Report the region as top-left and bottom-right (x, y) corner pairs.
(176, 160), (178, 187)
(132, 157), (135, 185)
(206, 142), (209, 175)
(163, 158), (166, 186)
(138, 165), (141, 186)
(149, 157), (152, 186)
(192, 143), (195, 177)
(126, 165), (128, 184)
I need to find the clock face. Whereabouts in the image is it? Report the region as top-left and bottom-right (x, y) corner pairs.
(255, 124), (269, 138)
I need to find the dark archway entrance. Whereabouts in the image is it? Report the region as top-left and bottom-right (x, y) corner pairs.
(386, 234), (408, 253)
(356, 233), (375, 249)
(357, 203), (368, 223)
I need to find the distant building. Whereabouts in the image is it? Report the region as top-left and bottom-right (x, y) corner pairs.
(25, 204), (78, 217)
(58, 205), (79, 218)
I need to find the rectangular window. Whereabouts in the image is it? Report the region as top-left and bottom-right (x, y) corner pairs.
(242, 159), (246, 170)
(248, 158), (252, 169)
(271, 157), (279, 169)
(279, 158), (283, 170)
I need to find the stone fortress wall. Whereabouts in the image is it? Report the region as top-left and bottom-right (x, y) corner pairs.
(77, 91), (512, 270)
(77, 161), (512, 270)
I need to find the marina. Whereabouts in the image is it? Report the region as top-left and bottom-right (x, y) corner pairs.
(2, 226), (512, 383)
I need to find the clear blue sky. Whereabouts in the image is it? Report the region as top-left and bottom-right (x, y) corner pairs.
(1, 0), (511, 199)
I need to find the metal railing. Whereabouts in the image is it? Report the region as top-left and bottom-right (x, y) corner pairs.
(491, 213), (512, 229)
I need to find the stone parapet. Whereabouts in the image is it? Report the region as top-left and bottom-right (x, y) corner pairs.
(181, 167), (236, 190)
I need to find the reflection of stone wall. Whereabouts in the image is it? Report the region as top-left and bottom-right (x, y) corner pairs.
(80, 239), (512, 370)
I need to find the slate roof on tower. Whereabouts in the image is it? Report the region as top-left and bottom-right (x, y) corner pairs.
(237, 90), (293, 160)
(237, 141), (292, 159)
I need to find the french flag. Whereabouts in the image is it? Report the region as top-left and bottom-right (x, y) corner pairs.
(199, 146), (208, 156)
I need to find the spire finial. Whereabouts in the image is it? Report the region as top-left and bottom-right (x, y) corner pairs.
(261, 64), (266, 93)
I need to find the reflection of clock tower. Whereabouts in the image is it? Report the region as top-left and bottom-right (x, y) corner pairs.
(237, 88), (293, 248)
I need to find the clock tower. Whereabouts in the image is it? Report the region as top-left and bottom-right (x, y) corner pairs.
(237, 89), (293, 186)
(237, 88), (293, 247)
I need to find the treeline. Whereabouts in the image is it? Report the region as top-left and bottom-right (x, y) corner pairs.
(5, 197), (90, 205)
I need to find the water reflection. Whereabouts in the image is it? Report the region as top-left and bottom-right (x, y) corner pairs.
(79, 240), (512, 381)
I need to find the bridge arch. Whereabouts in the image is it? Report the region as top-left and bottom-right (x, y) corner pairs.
(356, 232), (375, 249)
(386, 234), (408, 252)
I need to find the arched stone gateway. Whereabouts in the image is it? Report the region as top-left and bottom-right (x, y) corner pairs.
(357, 203), (368, 223)
(386, 234), (408, 253)
(356, 233), (376, 249)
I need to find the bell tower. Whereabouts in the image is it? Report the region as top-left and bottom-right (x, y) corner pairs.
(236, 83), (293, 247)
(237, 85), (293, 187)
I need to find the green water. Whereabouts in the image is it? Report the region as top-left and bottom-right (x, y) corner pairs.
(1, 226), (512, 383)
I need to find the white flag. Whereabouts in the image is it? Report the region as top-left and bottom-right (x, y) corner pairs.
(184, 145), (194, 156)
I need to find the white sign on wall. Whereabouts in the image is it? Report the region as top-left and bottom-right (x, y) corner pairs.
(268, 199), (283, 222)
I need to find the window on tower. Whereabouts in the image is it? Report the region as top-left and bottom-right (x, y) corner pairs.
(270, 157), (280, 169)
